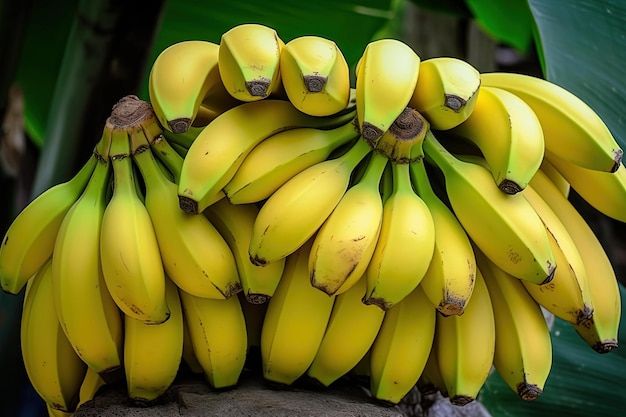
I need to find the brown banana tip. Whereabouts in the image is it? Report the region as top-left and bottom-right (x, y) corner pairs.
(517, 382), (542, 401)
(245, 78), (271, 97)
(498, 179), (523, 195)
(542, 264), (557, 285)
(592, 340), (618, 354)
(178, 195), (199, 214)
(611, 149), (624, 172)
(246, 293), (270, 304)
(303, 75), (327, 93)
(450, 394), (474, 406)
(249, 255), (267, 267)
(167, 118), (191, 134)
(444, 94), (467, 112)
(361, 122), (384, 142)
(361, 296), (391, 312)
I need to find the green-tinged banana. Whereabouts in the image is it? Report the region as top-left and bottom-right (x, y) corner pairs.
(373, 107), (429, 163)
(51, 129), (124, 381)
(363, 162), (435, 311)
(368, 285), (436, 405)
(261, 240), (335, 386)
(280, 35), (351, 116)
(124, 277), (183, 405)
(218, 23), (284, 101)
(100, 124), (169, 324)
(423, 131), (555, 284)
(131, 110), (241, 299)
(249, 138), (372, 266)
(21, 260), (87, 414)
(481, 72), (623, 172)
(309, 151), (387, 296)
(0, 148), (97, 294)
(449, 85), (544, 194)
(539, 158), (570, 198)
(476, 248), (552, 401)
(179, 287), (248, 389)
(409, 159), (476, 316)
(306, 275), (385, 387)
(162, 124), (203, 150)
(545, 150), (626, 223)
(178, 99), (356, 214)
(224, 120), (360, 204)
(77, 366), (106, 408)
(205, 198), (286, 304)
(145, 119), (184, 183)
(530, 170), (621, 352)
(355, 38), (420, 143)
(409, 57), (480, 130)
(434, 267), (495, 406)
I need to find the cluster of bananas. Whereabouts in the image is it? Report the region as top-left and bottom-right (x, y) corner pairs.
(1, 22), (624, 416)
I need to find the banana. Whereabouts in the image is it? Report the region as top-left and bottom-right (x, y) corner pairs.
(355, 38), (420, 144)
(362, 161), (435, 311)
(373, 107), (429, 163)
(261, 239), (335, 386)
(178, 99), (356, 214)
(448, 85), (545, 194)
(476, 248), (552, 401)
(218, 23), (284, 101)
(480, 72), (623, 172)
(280, 35), (351, 116)
(77, 366), (106, 408)
(132, 111), (241, 299)
(306, 275), (385, 387)
(409, 159), (476, 316)
(434, 267), (495, 406)
(309, 151), (387, 296)
(249, 138), (372, 266)
(100, 123), (169, 324)
(145, 120), (184, 183)
(0, 147), (97, 295)
(539, 158), (570, 198)
(422, 130), (555, 285)
(545, 150), (626, 223)
(223, 120), (360, 204)
(21, 260), (87, 414)
(179, 287), (248, 389)
(124, 277), (183, 405)
(529, 169), (621, 352)
(409, 57), (481, 130)
(51, 129), (124, 382)
(368, 285), (436, 405)
(204, 198), (286, 304)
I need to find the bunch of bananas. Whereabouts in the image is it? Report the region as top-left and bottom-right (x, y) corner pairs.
(1, 22), (624, 416)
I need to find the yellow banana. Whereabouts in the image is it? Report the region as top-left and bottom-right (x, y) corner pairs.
(409, 159), (476, 316)
(218, 23), (284, 101)
(309, 151), (387, 296)
(423, 131), (555, 285)
(280, 35), (351, 116)
(178, 99), (355, 214)
(481, 72), (623, 172)
(409, 57), (481, 130)
(21, 260), (87, 414)
(363, 161), (435, 311)
(476, 248), (552, 401)
(449, 85), (545, 194)
(204, 198), (286, 304)
(368, 285), (436, 405)
(355, 38), (420, 144)
(223, 120), (360, 204)
(249, 138), (372, 266)
(261, 240), (335, 386)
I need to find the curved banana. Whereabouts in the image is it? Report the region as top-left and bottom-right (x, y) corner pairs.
(218, 23), (284, 101)
(423, 131), (555, 285)
(409, 159), (476, 316)
(223, 120), (360, 204)
(363, 161), (436, 311)
(434, 267), (495, 406)
(178, 99), (356, 214)
(449, 85), (545, 194)
(309, 151), (387, 296)
(0, 148), (97, 295)
(21, 260), (87, 414)
(476, 248), (552, 401)
(355, 38), (420, 144)
(179, 287), (248, 389)
(261, 240), (335, 386)
(280, 35), (351, 116)
(481, 72), (623, 172)
(409, 57), (481, 130)
(530, 170), (621, 352)
(204, 198), (286, 304)
(368, 285), (436, 405)
(249, 138), (372, 266)
(124, 277), (183, 405)
(100, 124), (169, 324)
